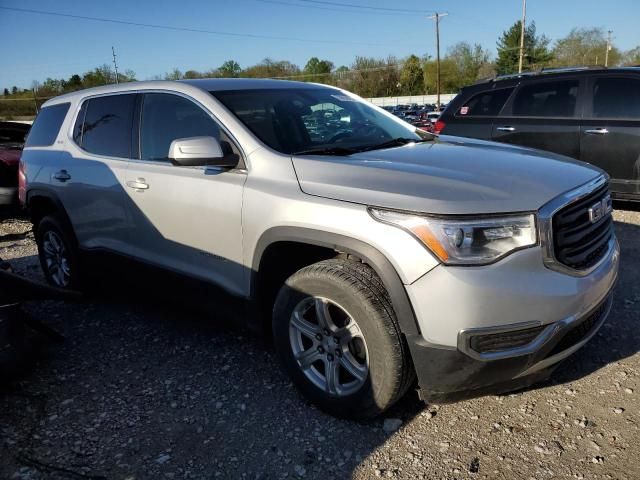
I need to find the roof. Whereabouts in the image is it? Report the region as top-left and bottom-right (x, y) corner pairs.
(180, 78), (328, 91)
(473, 66), (640, 87)
(43, 78), (332, 107)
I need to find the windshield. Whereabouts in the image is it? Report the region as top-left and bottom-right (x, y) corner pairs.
(211, 88), (427, 155)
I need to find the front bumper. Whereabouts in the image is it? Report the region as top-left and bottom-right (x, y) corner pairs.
(404, 237), (619, 402)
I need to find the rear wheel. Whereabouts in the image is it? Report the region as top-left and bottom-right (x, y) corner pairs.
(273, 259), (415, 419)
(35, 216), (80, 289)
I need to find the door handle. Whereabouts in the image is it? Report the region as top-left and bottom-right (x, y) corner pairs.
(496, 126), (516, 132)
(126, 178), (149, 191)
(53, 170), (71, 182)
(584, 128), (609, 135)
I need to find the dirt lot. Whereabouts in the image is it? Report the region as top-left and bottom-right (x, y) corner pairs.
(0, 207), (638, 480)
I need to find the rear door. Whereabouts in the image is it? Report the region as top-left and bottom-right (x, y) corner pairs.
(581, 74), (640, 198)
(57, 93), (136, 252)
(440, 86), (515, 139)
(492, 77), (584, 158)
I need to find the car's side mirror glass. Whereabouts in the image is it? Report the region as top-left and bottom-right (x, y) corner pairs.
(168, 136), (237, 168)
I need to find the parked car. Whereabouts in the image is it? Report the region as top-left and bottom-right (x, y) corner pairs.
(438, 66), (640, 201)
(0, 121), (30, 206)
(20, 79), (618, 418)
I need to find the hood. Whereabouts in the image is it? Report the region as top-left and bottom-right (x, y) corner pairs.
(292, 136), (603, 215)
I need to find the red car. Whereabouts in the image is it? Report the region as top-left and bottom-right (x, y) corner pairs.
(0, 122), (30, 206)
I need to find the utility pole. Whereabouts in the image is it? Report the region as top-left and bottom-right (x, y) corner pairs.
(111, 46), (119, 84)
(428, 12), (448, 110)
(604, 30), (612, 67)
(518, 0), (527, 73)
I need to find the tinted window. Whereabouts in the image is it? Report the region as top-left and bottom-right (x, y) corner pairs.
(25, 103), (70, 147)
(213, 88), (422, 154)
(593, 77), (640, 119)
(512, 80), (579, 117)
(140, 93), (240, 163)
(81, 94), (136, 158)
(458, 88), (514, 116)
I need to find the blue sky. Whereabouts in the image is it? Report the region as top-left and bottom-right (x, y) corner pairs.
(2, 0), (639, 89)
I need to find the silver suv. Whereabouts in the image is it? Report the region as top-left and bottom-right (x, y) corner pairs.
(20, 79), (619, 419)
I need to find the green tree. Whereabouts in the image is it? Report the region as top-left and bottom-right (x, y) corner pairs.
(423, 58), (460, 94)
(399, 55), (424, 95)
(496, 21), (553, 74)
(3, 88), (9, 96)
(218, 60), (241, 78)
(348, 56), (400, 98)
(553, 27), (622, 67)
(241, 58), (300, 78)
(67, 74), (82, 90)
(303, 57), (334, 76)
(622, 46), (640, 66)
(11, 86), (18, 95)
(448, 42), (491, 85)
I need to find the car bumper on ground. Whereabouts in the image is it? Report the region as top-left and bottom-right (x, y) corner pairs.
(404, 238), (619, 403)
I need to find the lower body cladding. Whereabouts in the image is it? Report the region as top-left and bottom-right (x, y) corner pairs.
(404, 240), (620, 403)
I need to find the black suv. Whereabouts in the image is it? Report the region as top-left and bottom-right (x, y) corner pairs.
(438, 67), (640, 201)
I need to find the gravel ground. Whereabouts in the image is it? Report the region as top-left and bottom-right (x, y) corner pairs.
(0, 207), (638, 480)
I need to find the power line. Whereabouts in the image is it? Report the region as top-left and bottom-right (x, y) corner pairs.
(255, 0), (420, 16)
(0, 6), (385, 46)
(291, 0), (431, 13)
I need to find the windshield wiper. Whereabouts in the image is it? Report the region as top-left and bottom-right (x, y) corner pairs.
(358, 137), (432, 152)
(292, 146), (359, 156)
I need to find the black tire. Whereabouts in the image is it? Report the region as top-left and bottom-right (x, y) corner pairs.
(35, 215), (81, 289)
(273, 259), (415, 419)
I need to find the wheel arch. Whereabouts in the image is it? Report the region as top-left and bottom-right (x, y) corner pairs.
(26, 188), (76, 242)
(251, 227), (420, 336)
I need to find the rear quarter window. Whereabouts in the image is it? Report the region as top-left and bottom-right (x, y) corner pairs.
(24, 103), (70, 147)
(457, 88), (514, 116)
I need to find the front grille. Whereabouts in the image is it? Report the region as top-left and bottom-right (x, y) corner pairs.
(552, 185), (613, 270)
(469, 325), (546, 354)
(546, 296), (610, 357)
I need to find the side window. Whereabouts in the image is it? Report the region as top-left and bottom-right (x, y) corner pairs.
(80, 94), (136, 158)
(457, 88), (514, 116)
(512, 80), (579, 117)
(592, 77), (640, 119)
(139, 93), (240, 164)
(25, 103), (70, 147)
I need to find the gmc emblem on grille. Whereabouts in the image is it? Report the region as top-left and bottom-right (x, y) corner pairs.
(588, 194), (612, 224)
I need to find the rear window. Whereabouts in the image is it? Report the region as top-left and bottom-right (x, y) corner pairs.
(592, 77), (640, 119)
(77, 94), (136, 158)
(512, 80), (579, 117)
(25, 103), (70, 147)
(457, 88), (514, 116)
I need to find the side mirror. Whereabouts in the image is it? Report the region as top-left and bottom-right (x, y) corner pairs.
(168, 136), (237, 168)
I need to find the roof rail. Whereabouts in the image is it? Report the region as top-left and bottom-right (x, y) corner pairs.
(473, 65), (610, 86)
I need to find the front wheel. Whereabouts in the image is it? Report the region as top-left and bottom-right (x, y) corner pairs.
(272, 259), (415, 419)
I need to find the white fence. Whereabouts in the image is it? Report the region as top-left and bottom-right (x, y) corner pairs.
(367, 94), (457, 107)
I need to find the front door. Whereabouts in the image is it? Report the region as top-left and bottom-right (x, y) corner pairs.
(492, 78), (582, 159)
(581, 75), (640, 198)
(124, 92), (247, 296)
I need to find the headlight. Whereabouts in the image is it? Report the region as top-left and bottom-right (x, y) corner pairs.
(369, 208), (537, 265)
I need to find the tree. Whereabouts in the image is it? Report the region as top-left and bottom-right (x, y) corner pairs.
(447, 42), (492, 85)
(183, 70), (202, 79)
(496, 21), (553, 74)
(11, 86), (18, 95)
(622, 46), (640, 66)
(553, 27), (622, 67)
(399, 55), (424, 95)
(67, 74), (82, 90)
(348, 56), (401, 98)
(423, 58), (459, 94)
(303, 57), (334, 77)
(218, 60), (241, 78)
(164, 68), (183, 81)
(241, 58), (300, 78)
(3, 88), (9, 96)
